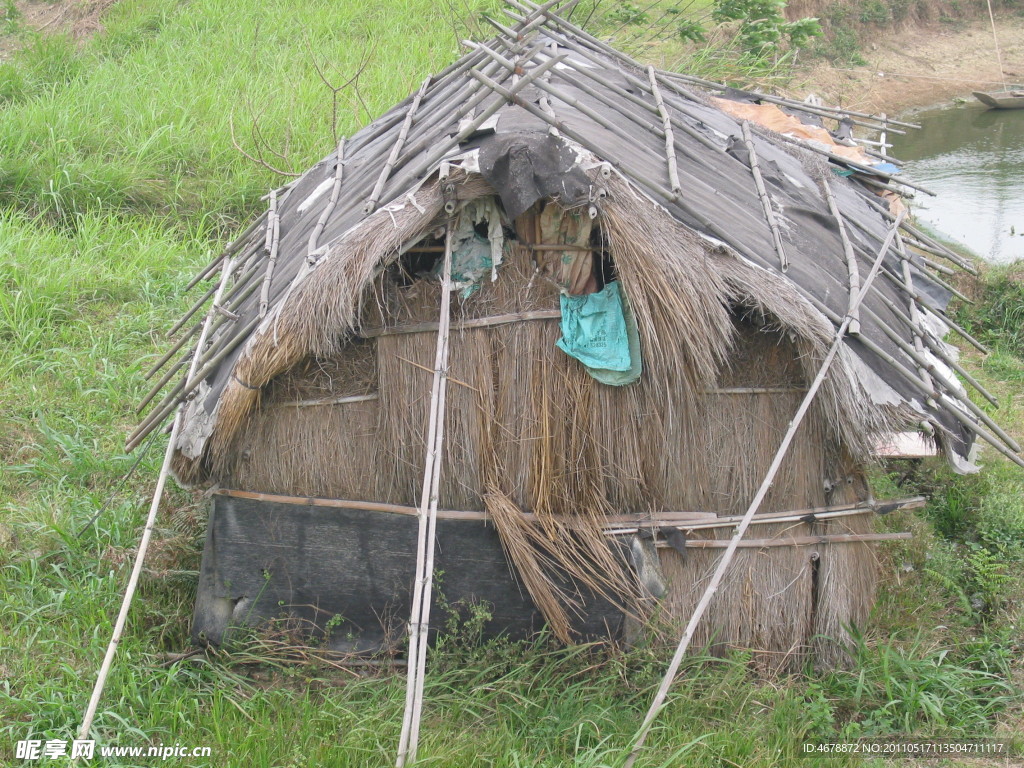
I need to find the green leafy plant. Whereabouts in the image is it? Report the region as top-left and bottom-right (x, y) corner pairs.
(678, 18), (708, 42)
(607, 2), (649, 25)
(712, 0), (822, 54)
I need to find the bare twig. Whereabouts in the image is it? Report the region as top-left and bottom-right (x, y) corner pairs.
(228, 114), (301, 178)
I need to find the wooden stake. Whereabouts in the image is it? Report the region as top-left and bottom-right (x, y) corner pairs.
(622, 212), (904, 768)
(76, 253), (237, 754)
(396, 214), (455, 768)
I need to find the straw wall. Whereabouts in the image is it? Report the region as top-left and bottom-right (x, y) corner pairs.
(220, 191), (877, 658)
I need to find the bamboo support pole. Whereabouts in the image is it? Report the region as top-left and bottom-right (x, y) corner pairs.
(920, 331), (999, 407)
(860, 304), (1019, 451)
(742, 120), (789, 272)
(183, 212), (268, 293)
(648, 66), (681, 195)
(167, 279), (220, 338)
(388, 58), (505, 168)
(307, 137), (346, 257)
(137, 356), (190, 415)
(856, 174), (917, 196)
(467, 42), (649, 152)
(823, 178), (861, 334)
(76, 252), (238, 753)
(365, 78), (428, 214)
(144, 318), (201, 381)
(396, 214), (456, 768)
(511, 0), (915, 135)
(877, 266), (988, 354)
(135, 264), (264, 419)
(279, 393), (379, 408)
(623, 213), (905, 768)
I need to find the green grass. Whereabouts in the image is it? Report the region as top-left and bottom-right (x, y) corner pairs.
(1, 1), (1023, 766)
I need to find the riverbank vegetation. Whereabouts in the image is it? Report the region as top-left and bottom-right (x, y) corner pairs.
(1, 1), (1022, 765)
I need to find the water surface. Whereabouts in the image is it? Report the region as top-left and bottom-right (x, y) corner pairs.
(887, 102), (1024, 263)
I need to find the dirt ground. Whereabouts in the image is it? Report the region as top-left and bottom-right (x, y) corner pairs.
(789, 14), (1024, 116)
(0, 0), (115, 60)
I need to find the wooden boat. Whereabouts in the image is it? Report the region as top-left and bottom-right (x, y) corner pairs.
(973, 90), (1024, 109)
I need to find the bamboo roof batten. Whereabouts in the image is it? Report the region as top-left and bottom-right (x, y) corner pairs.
(307, 138), (346, 259)
(822, 178), (861, 333)
(364, 79), (428, 215)
(648, 66), (682, 195)
(260, 188), (282, 318)
(741, 120), (788, 272)
(900, 232), (938, 397)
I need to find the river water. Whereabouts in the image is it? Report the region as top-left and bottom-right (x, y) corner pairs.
(887, 101), (1024, 264)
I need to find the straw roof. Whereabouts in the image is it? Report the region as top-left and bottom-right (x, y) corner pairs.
(133, 0), (1022, 481)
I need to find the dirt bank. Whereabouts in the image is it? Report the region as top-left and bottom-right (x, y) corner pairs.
(788, 14), (1024, 116)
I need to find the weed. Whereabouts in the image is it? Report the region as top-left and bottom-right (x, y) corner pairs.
(607, 2), (650, 25)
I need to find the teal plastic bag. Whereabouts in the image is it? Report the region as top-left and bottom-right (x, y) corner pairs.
(556, 281), (642, 385)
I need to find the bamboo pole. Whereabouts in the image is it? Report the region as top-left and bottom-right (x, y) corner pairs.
(260, 189), (281, 318)
(605, 496), (926, 535)
(861, 282), (999, 406)
(76, 252), (237, 754)
(777, 133), (937, 197)
(622, 212), (904, 768)
(307, 137), (346, 258)
(503, 6), (727, 156)
(822, 178), (861, 334)
(986, 0), (1007, 89)
(365, 78), (428, 214)
(897, 231), (936, 395)
(657, 531), (912, 548)
(183, 212), (268, 293)
(648, 66), (681, 195)
(742, 120), (789, 272)
(656, 70), (920, 130)
(395, 213), (456, 768)
(860, 194), (977, 273)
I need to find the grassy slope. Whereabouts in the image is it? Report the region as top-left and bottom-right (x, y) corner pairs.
(1, 1), (1022, 766)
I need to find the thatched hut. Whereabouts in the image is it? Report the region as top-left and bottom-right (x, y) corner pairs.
(135, 3), (1019, 670)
